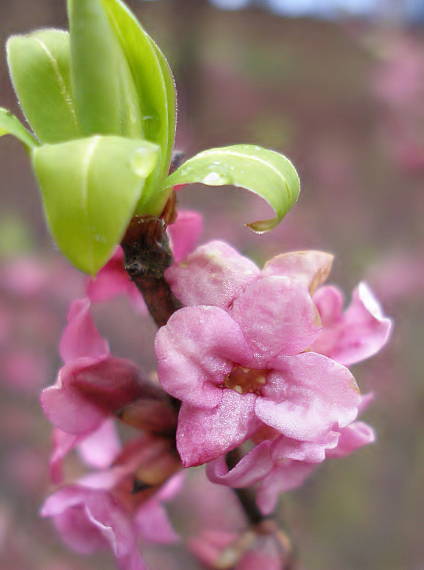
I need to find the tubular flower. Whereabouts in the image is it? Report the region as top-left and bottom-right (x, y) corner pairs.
(208, 394), (376, 514)
(166, 240), (392, 365)
(41, 435), (182, 570)
(157, 241), (391, 468)
(40, 298), (147, 436)
(156, 281), (360, 467)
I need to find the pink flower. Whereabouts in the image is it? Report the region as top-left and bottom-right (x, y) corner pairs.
(86, 210), (203, 305)
(42, 436), (182, 570)
(208, 395), (375, 515)
(166, 241), (391, 367)
(86, 247), (144, 308)
(49, 420), (121, 484)
(41, 298), (144, 436)
(156, 267), (361, 467)
(41, 485), (147, 570)
(167, 210), (203, 263)
(311, 283), (392, 366)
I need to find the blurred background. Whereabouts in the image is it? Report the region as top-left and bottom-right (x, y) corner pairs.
(0, 0), (423, 569)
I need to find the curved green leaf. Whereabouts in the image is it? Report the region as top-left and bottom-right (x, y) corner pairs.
(0, 107), (38, 149)
(67, 0), (142, 137)
(6, 29), (80, 143)
(32, 135), (159, 274)
(164, 144), (300, 232)
(101, 0), (176, 211)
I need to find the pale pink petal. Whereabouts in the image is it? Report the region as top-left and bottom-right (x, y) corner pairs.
(256, 353), (360, 440)
(78, 419), (121, 469)
(155, 472), (185, 502)
(167, 210), (203, 262)
(165, 241), (259, 308)
(41, 486), (107, 554)
(230, 276), (321, 361)
(312, 282), (392, 366)
(59, 298), (109, 363)
(271, 431), (340, 464)
(155, 306), (253, 408)
(49, 429), (81, 484)
(87, 248), (127, 301)
(313, 285), (344, 325)
(263, 250), (334, 293)
(135, 501), (179, 543)
(256, 462), (317, 515)
(327, 421), (375, 458)
(41, 486), (146, 570)
(86, 248), (146, 313)
(177, 391), (257, 466)
(41, 357), (142, 435)
(207, 440), (273, 487)
(78, 438), (167, 492)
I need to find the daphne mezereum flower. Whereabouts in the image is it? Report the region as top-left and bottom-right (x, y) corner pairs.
(208, 394), (376, 514)
(156, 242), (391, 468)
(40, 297), (146, 437)
(41, 435), (182, 570)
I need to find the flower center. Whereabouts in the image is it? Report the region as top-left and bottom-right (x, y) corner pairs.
(224, 365), (268, 395)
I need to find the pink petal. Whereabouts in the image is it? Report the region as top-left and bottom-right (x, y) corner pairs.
(135, 501), (179, 544)
(86, 248), (146, 312)
(59, 298), (109, 363)
(86, 247), (127, 301)
(41, 357), (142, 435)
(49, 429), (81, 484)
(207, 440), (273, 487)
(230, 276), (321, 361)
(313, 285), (344, 326)
(327, 421), (375, 458)
(165, 241), (259, 309)
(256, 462), (317, 515)
(41, 487), (146, 570)
(155, 306), (253, 408)
(167, 210), (203, 263)
(256, 353), (361, 440)
(263, 250), (334, 293)
(78, 436), (168, 491)
(177, 391), (257, 467)
(271, 431), (340, 464)
(312, 282), (392, 366)
(78, 419), (121, 469)
(155, 472), (185, 502)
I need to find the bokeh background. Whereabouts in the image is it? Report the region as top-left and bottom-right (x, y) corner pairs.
(0, 1), (423, 569)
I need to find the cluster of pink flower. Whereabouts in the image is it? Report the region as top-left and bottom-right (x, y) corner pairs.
(39, 209), (391, 569)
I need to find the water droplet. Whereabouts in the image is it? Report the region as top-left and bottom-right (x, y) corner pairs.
(202, 171), (229, 185)
(131, 147), (158, 178)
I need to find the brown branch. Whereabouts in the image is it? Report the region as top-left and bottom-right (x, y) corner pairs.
(121, 214), (182, 328)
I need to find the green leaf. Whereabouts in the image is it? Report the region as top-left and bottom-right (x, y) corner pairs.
(164, 144), (300, 232)
(0, 107), (38, 149)
(32, 135), (159, 274)
(6, 29), (80, 143)
(67, 0), (142, 137)
(101, 0), (176, 211)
